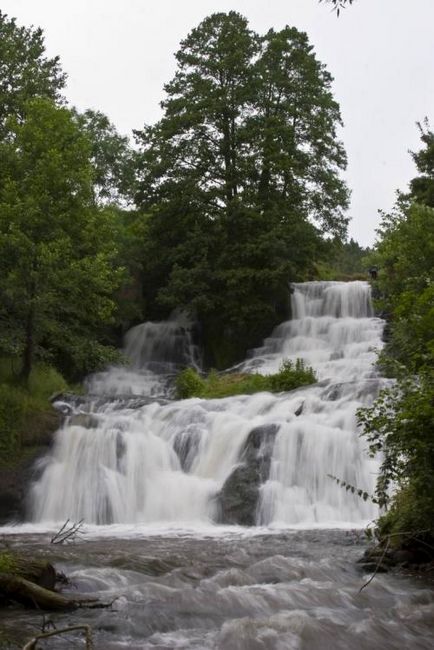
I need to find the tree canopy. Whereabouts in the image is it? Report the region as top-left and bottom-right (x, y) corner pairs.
(0, 11), (65, 134)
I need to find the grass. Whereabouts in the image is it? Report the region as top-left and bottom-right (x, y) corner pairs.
(0, 357), (69, 463)
(176, 359), (316, 399)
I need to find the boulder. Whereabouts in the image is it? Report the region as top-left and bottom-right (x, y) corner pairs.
(217, 424), (278, 526)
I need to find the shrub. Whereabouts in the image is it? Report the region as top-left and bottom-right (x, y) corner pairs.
(270, 359), (317, 392)
(176, 368), (206, 398)
(358, 370), (434, 551)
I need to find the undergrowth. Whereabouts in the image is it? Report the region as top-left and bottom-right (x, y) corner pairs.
(0, 359), (68, 462)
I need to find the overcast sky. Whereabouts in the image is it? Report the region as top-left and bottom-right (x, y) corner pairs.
(2, 0), (433, 245)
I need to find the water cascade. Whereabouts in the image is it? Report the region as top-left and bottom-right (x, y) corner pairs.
(30, 281), (384, 527)
(86, 313), (201, 398)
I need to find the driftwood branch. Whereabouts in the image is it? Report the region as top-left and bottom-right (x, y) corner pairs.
(50, 519), (84, 545)
(22, 624), (94, 650)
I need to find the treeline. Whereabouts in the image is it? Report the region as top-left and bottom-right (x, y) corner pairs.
(0, 9), (366, 387)
(358, 120), (434, 558)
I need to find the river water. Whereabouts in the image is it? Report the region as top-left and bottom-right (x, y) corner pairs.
(1, 281), (433, 648)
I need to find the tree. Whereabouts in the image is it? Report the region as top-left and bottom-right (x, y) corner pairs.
(135, 12), (348, 365)
(407, 119), (434, 208)
(0, 99), (123, 381)
(74, 109), (135, 205)
(0, 11), (65, 134)
(358, 127), (434, 555)
(250, 26), (348, 236)
(136, 13), (347, 235)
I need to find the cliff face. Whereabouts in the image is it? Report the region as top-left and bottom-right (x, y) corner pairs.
(0, 409), (61, 523)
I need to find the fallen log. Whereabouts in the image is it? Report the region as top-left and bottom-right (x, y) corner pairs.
(0, 574), (104, 611)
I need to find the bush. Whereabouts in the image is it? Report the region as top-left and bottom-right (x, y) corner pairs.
(176, 368), (206, 399)
(358, 370), (434, 552)
(270, 359), (317, 392)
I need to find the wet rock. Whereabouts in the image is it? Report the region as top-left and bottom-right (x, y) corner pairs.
(173, 429), (201, 471)
(217, 424), (278, 526)
(294, 402), (304, 417)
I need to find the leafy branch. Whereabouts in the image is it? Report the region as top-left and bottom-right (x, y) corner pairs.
(327, 474), (377, 503)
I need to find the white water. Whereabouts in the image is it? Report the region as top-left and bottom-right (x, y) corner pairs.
(87, 312), (201, 398)
(30, 281), (384, 527)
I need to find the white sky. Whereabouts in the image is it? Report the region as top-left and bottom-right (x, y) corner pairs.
(2, 0), (433, 246)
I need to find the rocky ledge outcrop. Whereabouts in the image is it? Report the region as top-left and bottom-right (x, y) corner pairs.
(216, 423), (279, 526)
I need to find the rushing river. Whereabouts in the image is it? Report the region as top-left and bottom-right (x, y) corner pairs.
(1, 281), (433, 648)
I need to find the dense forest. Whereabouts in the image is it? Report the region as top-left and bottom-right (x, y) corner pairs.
(0, 8), (432, 554)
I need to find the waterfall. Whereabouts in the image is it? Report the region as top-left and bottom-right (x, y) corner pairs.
(30, 281), (384, 527)
(86, 313), (201, 398)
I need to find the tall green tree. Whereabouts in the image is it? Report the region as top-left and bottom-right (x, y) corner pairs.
(250, 26), (348, 236)
(0, 99), (123, 381)
(135, 12), (348, 365)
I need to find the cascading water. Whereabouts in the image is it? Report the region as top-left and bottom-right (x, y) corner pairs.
(30, 281), (384, 527)
(86, 313), (201, 398)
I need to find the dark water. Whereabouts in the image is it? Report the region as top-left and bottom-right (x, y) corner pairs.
(1, 528), (433, 649)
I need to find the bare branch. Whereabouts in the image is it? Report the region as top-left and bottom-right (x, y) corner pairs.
(22, 624), (94, 650)
(50, 519), (84, 545)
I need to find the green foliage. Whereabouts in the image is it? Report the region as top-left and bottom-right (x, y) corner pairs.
(327, 474), (373, 503)
(357, 128), (434, 553)
(176, 359), (316, 399)
(369, 203), (434, 372)
(0, 360), (67, 463)
(74, 109), (135, 205)
(269, 359), (317, 392)
(407, 119), (434, 208)
(175, 367), (206, 399)
(0, 551), (17, 573)
(358, 372), (434, 511)
(319, 237), (371, 279)
(0, 10), (66, 134)
(0, 384), (24, 457)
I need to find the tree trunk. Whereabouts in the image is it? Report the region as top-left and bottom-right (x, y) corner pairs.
(0, 574), (102, 611)
(20, 302), (34, 384)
